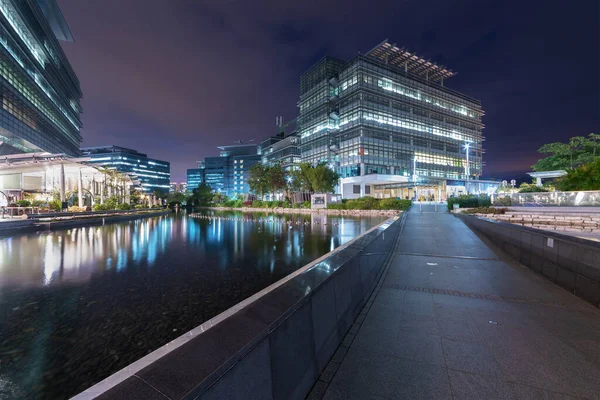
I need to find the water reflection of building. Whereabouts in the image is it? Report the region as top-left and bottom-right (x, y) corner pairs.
(0, 213), (378, 288)
(0, 216), (172, 286)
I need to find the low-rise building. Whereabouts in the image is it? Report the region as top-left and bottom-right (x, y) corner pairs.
(81, 146), (170, 194)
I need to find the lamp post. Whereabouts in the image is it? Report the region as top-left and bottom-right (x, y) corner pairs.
(464, 143), (470, 194)
(413, 155), (417, 201)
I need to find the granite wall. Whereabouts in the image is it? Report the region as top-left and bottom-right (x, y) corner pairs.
(458, 214), (600, 308)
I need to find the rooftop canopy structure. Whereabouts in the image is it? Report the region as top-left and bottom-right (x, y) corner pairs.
(527, 170), (567, 187)
(0, 153), (139, 208)
(366, 39), (456, 83)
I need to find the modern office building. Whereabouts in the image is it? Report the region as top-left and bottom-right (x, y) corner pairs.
(197, 144), (261, 197)
(260, 130), (301, 171)
(298, 40), (489, 200)
(0, 0), (82, 156)
(81, 146), (170, 194)
(186, 162), (204, 192)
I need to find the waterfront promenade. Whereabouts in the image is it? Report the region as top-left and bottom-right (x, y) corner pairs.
(312, 205), (600, 399)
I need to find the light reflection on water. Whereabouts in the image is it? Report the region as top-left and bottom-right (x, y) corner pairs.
(0, 210), (385, 399)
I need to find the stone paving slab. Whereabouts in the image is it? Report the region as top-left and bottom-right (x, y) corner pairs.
(310, 205), (600, 400)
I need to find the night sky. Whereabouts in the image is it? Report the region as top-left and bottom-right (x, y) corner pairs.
(57, 0), (599, 182)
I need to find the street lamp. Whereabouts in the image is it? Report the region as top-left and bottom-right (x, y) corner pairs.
(413, 155), (417, 201)
(464, 143), (470, 194)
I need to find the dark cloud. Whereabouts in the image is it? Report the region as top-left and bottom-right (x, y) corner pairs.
(57, 0), (599, 181)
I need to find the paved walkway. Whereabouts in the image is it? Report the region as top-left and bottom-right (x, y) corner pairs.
(313, 205), (600, 399)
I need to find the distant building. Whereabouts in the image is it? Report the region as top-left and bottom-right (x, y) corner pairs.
(186, 162), (204, 192)
(298, 40), (488, 200)
(260, 131), (301, 171)
(193, 144), (261, 197)
(169, 182), (187, 193)
(0, 0), (83, 156)
(81, 146), (170, 194)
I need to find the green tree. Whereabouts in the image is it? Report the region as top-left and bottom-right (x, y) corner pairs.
(289, 163), (313, 193)
(307, 163), (339, 193)
(532, 133), (600, 171)
(167, 192), (186, 204)
(288, 162), (339, 194)
(555, 158), (600, 191)
(130, 189), (142, 205)
(187, 182), (213, 206)
(248, 163), (269, 199)
(266, 164), (286, 197)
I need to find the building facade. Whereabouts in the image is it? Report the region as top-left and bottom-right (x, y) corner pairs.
(213, 144), (261, 197)
(0, 0), (82, 156)
(186, 162), (204, 192)
(298, 40), (486, 200)
(169, 182), (187, 193)
(81, 146), (170, 194)
(260, 130), (301, 171)
(194, 144), (261, 198)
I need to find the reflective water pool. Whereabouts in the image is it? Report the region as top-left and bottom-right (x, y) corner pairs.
(0, 210), (387, 399)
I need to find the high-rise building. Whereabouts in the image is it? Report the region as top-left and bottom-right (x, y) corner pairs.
(298, 40), (489, 200)
(81, 146), (170, 194)
(0, 0), (83, 156)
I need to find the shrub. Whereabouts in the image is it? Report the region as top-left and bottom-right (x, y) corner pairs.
(463, 207), (507, 215)
(135, 204), (146, 209)
(48, 199), (62, 212)
(327, 203), (345, 210)
(93, 203), (109, 211)
(494, 196), (512, 206)
(518, 183), (548, 193)
(345, 196), (379, 210)
(31, 199), (45, 207)
(16, 200), (31, 207)
(301, 201), (311, 209)
(379, 198), (412, 210)
(556, 158), (600, 191)
(104, 196), (118, 209)
(252, 200), (264, 208)
(116, 203), (131, 210)
(447, 195), (491, 211)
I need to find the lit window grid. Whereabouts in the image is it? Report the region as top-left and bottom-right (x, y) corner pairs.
(0, 22), (81, 132)
(299, 58), (484, 180)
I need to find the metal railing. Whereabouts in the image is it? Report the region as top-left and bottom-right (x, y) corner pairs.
(495, 191), (600, 207)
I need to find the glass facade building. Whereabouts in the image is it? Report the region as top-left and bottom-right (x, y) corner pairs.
(260, 130), (301, 171)
(186, 164), (204, 192)
(81, 146), (171, 194)
(195, 144), (261, 198)
(0, 0), (82, 156)
(298, 40), (485, 199)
